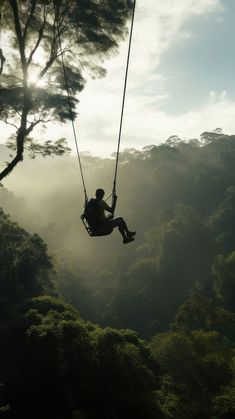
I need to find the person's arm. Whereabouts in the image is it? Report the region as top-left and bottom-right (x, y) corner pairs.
(111, 193), (117, 214)
(104, 194), (117, 214)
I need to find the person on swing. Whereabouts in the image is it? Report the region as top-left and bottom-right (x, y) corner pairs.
(94, 188), (136, 244)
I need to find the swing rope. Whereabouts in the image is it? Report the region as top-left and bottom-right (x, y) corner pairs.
(0, 1), (6, 77)
(112, 0), (136, 196)
(58, 39), (88, 202)
(55, 4), (88, 202)
(56, 0), (136, 203)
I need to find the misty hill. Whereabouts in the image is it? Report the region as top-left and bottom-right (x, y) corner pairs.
(1, 130), (235, 418)
(1, 128), (235, 331)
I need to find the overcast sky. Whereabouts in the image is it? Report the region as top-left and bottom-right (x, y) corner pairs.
(2, 0), (235, 157)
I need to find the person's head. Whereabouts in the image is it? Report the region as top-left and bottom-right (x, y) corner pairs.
(95, 188), (105, 200)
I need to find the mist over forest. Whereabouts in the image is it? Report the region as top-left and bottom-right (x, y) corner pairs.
(1, 129), (235, 329)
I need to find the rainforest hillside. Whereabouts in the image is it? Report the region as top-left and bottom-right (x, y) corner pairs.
(1, 130), (235, 418)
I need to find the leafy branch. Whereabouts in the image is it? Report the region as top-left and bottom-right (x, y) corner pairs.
(6, 135), (71, 159)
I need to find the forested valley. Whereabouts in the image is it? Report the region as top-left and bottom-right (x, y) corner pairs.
(1, 129), (235, 418)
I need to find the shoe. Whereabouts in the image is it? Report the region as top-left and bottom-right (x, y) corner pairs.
(127, 231), (136, 237)
(123, 237), (135, 244)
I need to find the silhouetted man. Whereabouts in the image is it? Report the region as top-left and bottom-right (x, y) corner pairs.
(94, 188), (136, 244)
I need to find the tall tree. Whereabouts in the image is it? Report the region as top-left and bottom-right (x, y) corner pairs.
(0, 0), (133, 181)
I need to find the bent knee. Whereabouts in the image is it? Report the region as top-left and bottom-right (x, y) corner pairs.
(111, 217), (124, 228)
(116, 217), (123, 223)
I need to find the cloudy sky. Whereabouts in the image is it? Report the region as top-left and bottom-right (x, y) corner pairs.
(70, 0), (235, 156)
(2, 0), (235, 157)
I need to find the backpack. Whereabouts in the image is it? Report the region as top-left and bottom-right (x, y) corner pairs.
(83, 199), (101, 229)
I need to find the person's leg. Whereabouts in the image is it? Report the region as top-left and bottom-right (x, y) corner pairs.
(111, 217), (136, 242)
(117, 218), (136, 237)
(111, 217), (127, 239)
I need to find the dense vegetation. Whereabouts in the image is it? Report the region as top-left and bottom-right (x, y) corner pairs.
(1, 129), (235, 418)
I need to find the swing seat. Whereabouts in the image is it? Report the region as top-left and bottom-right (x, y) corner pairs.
(81, 214), (113, 237)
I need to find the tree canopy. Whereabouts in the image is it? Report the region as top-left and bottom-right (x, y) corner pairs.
(0, 0), (133, 180)
(2, 129), (235, 417)
(0, 208), (161, 419)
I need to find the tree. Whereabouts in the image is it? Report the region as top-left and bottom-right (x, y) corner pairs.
(0, 295), (161, 419)
(208, 186), (235, 254)
(0, 0), (133, 181)
(200, 128), (224, 145)
(0, 208), (54, 301)
(212, 356), (235, 419)
(165, 135), (182, 148)
(173, 293), (235, 342)
(151, 330), (233, 419)
(212, 252), (235, 311)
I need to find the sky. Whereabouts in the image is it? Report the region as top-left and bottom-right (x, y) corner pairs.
(2, 0), (235, 157)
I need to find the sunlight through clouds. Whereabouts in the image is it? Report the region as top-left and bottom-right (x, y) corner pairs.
(69, 0), (227, 155)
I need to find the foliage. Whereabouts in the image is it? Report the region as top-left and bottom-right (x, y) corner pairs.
(212, 356), (235, 419)
(2, 129), (235, 417)
(0, 0), (133, 180)
(0, 209), (161, 419)
(173, 293), (235, 341)
(0, 207), (54, 301)
(150, 330), (233, 419)
(212, 252), (235, 311)
(6, 135), (71, 158)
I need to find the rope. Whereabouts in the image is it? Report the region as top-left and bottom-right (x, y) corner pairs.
(112, 0), (136, 195)
(54, 0), (136, 203)
(0, 1), (6, 76)
(55, 4), (88, 202)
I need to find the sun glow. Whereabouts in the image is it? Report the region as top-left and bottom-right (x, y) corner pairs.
(27, 47), (49, 88)
(28, 70), (47, 88)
